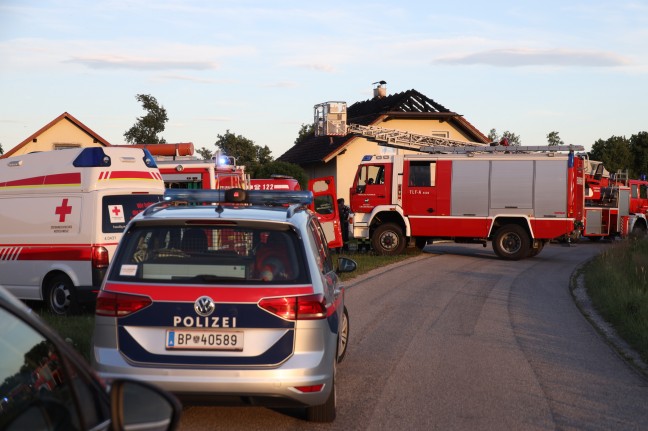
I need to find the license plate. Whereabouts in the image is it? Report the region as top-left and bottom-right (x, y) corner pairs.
(165, 329), (243, 351)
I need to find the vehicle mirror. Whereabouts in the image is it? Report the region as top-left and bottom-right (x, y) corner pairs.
(336, 257), (357, 273)
(110, 379), (181, 431)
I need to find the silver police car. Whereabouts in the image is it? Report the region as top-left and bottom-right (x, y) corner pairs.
(92, 188), (356, 422)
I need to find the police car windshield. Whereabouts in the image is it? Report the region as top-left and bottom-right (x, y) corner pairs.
(110, 225), (309, 285)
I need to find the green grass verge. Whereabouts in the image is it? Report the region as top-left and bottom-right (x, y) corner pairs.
(583, 237), (648, 364)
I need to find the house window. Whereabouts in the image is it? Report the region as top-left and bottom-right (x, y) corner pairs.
(54, 143), (82, 150)
(430, 131), (449, 138)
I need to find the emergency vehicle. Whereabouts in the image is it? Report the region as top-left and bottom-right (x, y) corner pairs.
(132, 144), (343, 249)
(582, 160), (648, 239)
(0, 147), (164, 314)
(314, 101), (586, 259)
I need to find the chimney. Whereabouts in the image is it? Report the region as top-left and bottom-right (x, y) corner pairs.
(373, 80), (387, 99)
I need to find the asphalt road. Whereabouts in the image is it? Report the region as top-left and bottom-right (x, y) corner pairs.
(179, 241), (648, 430)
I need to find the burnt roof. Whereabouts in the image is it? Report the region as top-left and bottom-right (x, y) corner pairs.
(277, 89), (488, 164)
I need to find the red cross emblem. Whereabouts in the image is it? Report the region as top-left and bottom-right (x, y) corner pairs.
(55, 198), (73, 222)
(111, 206), (121, 216)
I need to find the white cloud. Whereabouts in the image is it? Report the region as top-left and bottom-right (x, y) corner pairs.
(65, 55), (217, 71)
(434, 48), (631, 67)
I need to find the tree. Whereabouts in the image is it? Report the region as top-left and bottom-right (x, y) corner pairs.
(488, 128), (521, 146)
(546, 131), (564, 146)
(295, 123), (314, 145)
(589, 136), (632, 175)
(254, 161), (309, 190)
(195, 147), (213, 160)
(214, 130), (273, 177)
(0, 142), (3, 155)
(629, 131), (648, 178)
(124, 94), (168, 144)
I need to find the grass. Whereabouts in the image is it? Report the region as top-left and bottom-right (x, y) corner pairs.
(36, 246), (422, 360)
(583, 237), (648, 364)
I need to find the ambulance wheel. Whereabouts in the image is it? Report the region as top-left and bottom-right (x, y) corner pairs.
(46, 274), (79, 316)
(337, 306), (349, 364)
(492, 225), (530, 260)
(371, 223), (406, 255)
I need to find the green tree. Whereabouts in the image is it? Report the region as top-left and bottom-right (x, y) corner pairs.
(0, 142), (4, 155)
(124, 94), (168, 144)
(589, 136), (632, 174)
(546, 131), (564, 146)
(488, 128), (521, 146)
(629, 131), (648, 178)
(196, 147), (213, 160)
(214, 130), (273, 173)
(295, 123), (314, 145)
(254, 161), (309, 190)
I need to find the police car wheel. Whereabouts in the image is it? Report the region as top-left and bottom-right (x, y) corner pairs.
(46, 275), (78, 316)
(305, 360), (336, 422)
(337, 307), (349, 364)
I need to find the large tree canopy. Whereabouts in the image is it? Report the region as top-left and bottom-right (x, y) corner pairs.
(123, 94), (168, 144)
(630, 131), (648, 178)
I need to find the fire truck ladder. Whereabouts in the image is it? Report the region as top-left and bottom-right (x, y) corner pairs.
(347, 124), (583, 154)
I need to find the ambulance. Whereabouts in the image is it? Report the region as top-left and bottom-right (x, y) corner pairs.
(0, 147), (165, 315)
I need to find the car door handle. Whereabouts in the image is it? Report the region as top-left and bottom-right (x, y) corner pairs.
(427, 208), (434, 213)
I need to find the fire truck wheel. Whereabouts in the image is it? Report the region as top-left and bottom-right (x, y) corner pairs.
(337, 306), (349, 363)
(414, 237), (429, 250)
(527, 241), (545, 257)
(492, 225), (530, 260)
(371, 223), (406, 255)
(46, 275), (79, 316)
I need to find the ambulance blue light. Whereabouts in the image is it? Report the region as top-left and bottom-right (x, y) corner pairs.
(164, 188), (313, 205)
(362, 155), (373, 161)
(73, 148), (111, 167)
(142, 149), (158, 168)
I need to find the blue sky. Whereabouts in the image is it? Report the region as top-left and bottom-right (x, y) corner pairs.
(1, 0), (646, 158)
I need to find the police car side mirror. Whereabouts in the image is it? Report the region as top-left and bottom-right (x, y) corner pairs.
(336, 257), (357, 274)
(110, 379), (181, 431)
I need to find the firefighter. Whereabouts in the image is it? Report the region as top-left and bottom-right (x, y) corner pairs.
(337, 198), (350, 250)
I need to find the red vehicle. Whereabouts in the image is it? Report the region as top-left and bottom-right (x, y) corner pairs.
(314, 101), (585, 259)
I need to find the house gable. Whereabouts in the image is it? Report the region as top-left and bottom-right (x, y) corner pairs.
(1, 112), (111, 159)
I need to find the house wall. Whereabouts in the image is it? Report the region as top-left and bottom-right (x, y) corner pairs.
(9, 119), (105, 157)
(331, 117), (476, 202)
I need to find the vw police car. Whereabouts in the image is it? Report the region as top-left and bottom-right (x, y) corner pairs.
(91, 188), (356, 422)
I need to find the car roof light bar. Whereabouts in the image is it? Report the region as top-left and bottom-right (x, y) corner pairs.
(163, 188), (313, 206)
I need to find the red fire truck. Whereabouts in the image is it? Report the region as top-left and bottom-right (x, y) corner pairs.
(129, 144), (343, 248)
(582, 160), (648, 239)
(314, 101), (585, 259)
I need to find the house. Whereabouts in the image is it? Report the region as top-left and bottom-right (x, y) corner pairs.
(277, 84), (490, 202)
(0, 112), (112, 159)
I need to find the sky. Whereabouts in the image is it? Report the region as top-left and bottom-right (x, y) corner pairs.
(1, 0), (647, 158)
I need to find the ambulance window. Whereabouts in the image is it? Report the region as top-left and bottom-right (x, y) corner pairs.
(409, 161), (436, 187)
(102, 195), (162, 233)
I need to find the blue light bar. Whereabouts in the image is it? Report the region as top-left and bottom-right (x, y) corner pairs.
(142, 149), (158, 168)
(73, 148), (112, 167)
(362, 155), (373, 161)
(164, 188), (313, 205)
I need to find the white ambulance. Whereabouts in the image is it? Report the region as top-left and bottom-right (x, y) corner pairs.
(0, 147), (165, 315)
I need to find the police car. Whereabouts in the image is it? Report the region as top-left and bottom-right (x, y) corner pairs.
(91, 188), (356, 422)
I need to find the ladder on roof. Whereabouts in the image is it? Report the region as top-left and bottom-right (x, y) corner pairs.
(314, 101), (584, 154)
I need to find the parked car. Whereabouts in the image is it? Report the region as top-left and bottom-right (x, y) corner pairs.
(0, 284), (181, 431)
(92, 188), (357, 422)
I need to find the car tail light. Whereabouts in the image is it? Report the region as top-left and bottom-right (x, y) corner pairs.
(294, 384), (325, 393)
(95, 291), (152, 317)
(92, 246), (109, 269)
(258, 294), (327, 320)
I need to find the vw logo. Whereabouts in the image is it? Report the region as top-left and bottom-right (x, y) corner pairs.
(194, 296), (215, 317)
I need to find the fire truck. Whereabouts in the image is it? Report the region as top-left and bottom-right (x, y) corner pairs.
(582, 160), (648, 239)
(314, 101), (586, 259)
(131, 144), (343, 249)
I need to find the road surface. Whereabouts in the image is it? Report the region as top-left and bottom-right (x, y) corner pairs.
(179, 241), (648, 430)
